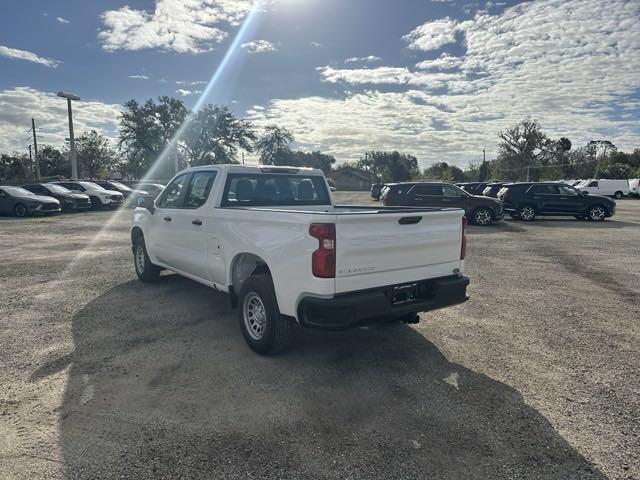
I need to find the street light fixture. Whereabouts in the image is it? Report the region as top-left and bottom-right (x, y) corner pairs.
(57, 91), (81, 179)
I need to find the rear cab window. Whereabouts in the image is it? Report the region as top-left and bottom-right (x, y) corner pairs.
(221, 172), (331, 207)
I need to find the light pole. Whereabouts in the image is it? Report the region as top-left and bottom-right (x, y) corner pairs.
(57, 91), (81, 179)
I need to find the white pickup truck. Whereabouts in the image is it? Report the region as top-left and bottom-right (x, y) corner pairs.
(132, 164), (469, 354)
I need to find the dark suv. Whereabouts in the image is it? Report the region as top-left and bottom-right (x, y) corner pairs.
(381, 182), (504, 225)
(481, 182), (504, 197)
(456, 182), (488, 195)
(498, 182), (616, 221)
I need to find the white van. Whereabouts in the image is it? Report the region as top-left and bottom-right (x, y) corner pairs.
(576, 179), (629, 199)
(629, 179), (639, 198)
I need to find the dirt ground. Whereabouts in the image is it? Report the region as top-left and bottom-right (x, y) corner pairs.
(1, 192), (639, 480)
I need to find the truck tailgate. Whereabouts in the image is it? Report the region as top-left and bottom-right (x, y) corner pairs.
(334, 209), (464, 293)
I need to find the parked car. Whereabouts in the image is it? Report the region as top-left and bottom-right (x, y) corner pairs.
(133, 183), (165, 199)
(498, 182), (616, 221)
(381, 182), (503, 226)
(53, 181), (124, 209)
(22, 182), (91, 211)
(370, 183), (385, 200)
(481, 182), (504, 198)
(132, 165), (469, 354)
(0, 186), (61, 217)
(575, 179), (629, 199)
(628, 179), (639, 198)
(95, 180), (149, 207)
(456, 182), (488, 195)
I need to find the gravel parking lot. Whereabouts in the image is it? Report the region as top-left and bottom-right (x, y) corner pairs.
(1, 193), (639, 479)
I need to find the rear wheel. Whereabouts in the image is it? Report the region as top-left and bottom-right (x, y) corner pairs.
(518, 205), (536, 221)
(14, 203), (28, 217)
(587, 205), (607, 222)
(238, 274), (295, 355)
(472, 207), (493, 226)
(89, 196), (101, 210)
(133, 236), (161, 282)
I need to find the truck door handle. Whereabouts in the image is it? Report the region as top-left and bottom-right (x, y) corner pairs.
(399, 216), (422, 225)
(163, 216), (172, 222)
(192, 219), (202, 226)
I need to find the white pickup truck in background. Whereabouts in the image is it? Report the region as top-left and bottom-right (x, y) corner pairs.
(132, 165), (469, 354)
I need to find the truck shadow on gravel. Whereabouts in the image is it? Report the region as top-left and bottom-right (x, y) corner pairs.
(57, 276), (605, 480)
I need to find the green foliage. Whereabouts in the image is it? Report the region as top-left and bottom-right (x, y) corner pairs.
(357, 151), (418, 182)
(255, 125), (294, 165)
(76, 130), (118, 178)
(283, 150), (336, 174)
(596, 162), (634, 179)
(38, 145), (69, 178)
(423, 162), (465, 182)
(0, 153), (30, 180)
(182, 105), (255, 166)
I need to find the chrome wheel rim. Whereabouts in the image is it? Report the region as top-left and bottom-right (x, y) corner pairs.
(590, 207), (605, 221)
(243, 292), (267, 341)
(475, 209), (492, 225)
(15, 205), (26, 217)
(135, 245), (146, 273)
(520, 207), (535, 221)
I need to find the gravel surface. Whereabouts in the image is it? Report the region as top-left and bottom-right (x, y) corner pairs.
(1, 193), (639, 479)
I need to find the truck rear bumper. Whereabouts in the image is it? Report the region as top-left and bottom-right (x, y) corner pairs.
(297, 274), (469, 330)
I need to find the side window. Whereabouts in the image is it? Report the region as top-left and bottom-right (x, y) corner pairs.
(157, 174), (188, 208)
(184, 171), (217, 209)
(411, 185), (443, 196)
(531, 185), (552, 194)
(588, 181), (598, 187)
(559, 185), (578, 195)
(442, 185), (463, 197)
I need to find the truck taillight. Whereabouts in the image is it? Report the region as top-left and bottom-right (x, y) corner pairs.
(461, 216), (467, 260)
(309, 223), (336, 278)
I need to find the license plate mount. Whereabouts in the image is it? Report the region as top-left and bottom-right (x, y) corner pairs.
(392, 283), (419, 305)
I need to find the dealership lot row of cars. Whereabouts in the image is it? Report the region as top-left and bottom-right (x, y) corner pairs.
(374, 179), (629, 225)
(0, 180), (165, 217)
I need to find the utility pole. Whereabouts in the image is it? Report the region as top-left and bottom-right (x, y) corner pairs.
(28, 145), (33, 175)
(31, 118), (40, 179)
(526, 165), (530, 182)
(242, 151), (245, 165)
(482, 148), (486, 163)
(57, 91), (80, 179)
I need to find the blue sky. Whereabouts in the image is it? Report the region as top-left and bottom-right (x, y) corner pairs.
(1, 0), (639, 168)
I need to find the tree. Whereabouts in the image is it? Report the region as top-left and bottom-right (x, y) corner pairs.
(357, 151), (418, 182)
(38, 145), (69, 178)
(496, 120), (550, 180)
(284, 151), (336, 174)
(256, 125), (294, 165)
(76, 130), (118, 178)
(119, 97), (188, 179)
(423, 161), (465, 182)
(182, 105), (255, 165)
(596, 162), (634, 180)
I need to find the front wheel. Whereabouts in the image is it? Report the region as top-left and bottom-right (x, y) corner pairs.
(518, 205), (536, 221)
(133, 236), (161, 282)
(89, 196), (102, 210)
(587, 205), (607, 222)
(238, 274), (295, 355)
(614, 191), (623, 200)
(472, 208), (494, 226)
(14, 203), (28, 217)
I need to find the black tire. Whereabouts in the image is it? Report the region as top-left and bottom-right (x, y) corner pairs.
(14, 203), (28, 217)
(133, 236), (161, 282)
(517, 205), (536, 221)
(614, 191), (623, 200)
(238, 274), (295, 355)
(587, 205), (607, 222)
(89, 196), (102, 210)
(471, 207), (494, 226)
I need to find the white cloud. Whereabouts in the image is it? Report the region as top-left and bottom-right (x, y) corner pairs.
(345, 55), (382, 64)
(128, 74), (150, 80)
(250, 0), (640, 167)
(0, 87), (121, 153)
(98, 0), (254, 53)
(56, 17), (70, 24)
(176, 80), (207, 86)
(241, 39), (277, 53)
(176, 88), (203, 96)
(403, 16), (459, 51)
(415, 54), (463, 70)
(0, 45), (61, 68)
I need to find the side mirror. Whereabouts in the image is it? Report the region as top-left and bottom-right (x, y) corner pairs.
(137, 194), (155, 213)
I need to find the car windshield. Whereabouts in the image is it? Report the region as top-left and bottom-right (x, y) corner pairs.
(2, 186), (34, 196)
(44, 184), (71, 194)
(109, 181), (132, 191)
(79, 181), (106, 191)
